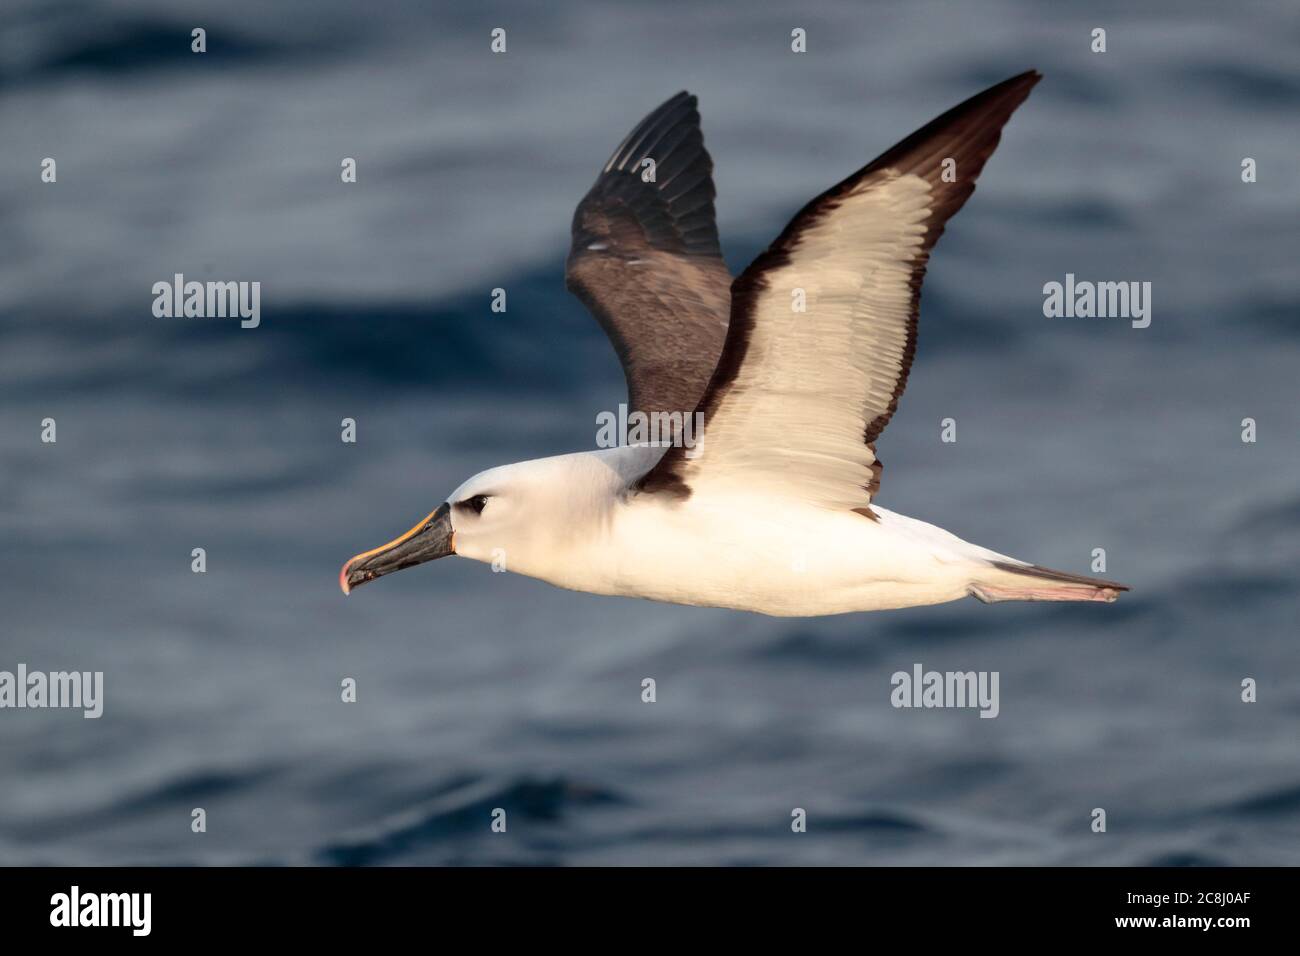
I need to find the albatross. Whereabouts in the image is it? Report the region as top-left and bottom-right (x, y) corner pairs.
(341, 70), (1131, 616)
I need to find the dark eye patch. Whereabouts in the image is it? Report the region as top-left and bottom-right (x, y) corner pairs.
(457, 494), (490, 515)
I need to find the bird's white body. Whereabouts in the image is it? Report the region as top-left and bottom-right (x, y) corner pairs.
(448, 446), (1040, 617)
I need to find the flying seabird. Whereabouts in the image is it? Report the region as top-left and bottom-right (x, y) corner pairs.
(341, 71), (1131, 616)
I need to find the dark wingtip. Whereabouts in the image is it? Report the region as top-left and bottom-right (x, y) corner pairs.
(655, 90), (695, 112)
(970, 68), (1042, 110)
(1000, 69), (1042, 89)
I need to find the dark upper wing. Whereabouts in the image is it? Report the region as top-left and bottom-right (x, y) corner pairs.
(566, 92), (732, 418)
(639, 71), (1041, 505)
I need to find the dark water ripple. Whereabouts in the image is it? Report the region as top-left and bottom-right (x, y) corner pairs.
(315, 776), (626, 866)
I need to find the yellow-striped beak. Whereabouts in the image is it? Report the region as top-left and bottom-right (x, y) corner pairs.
(340, 502), (455, 595)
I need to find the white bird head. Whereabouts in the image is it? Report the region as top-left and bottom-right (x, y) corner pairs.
(339, 451), (631, 594)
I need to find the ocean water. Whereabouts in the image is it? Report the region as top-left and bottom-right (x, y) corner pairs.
(1, 0), (1297, 865)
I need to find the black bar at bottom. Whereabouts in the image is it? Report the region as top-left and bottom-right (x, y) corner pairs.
(0, 866), (1281, 941)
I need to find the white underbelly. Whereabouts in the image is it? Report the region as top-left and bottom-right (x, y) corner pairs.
(558, 495), (977, 616)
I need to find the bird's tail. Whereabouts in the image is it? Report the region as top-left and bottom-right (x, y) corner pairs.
(968, 561), (1130, 604)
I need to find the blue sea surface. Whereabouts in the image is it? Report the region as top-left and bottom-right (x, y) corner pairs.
(1, 0), (1297, 865)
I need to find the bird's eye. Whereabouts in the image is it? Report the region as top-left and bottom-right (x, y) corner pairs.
(465, 494), (489, 515)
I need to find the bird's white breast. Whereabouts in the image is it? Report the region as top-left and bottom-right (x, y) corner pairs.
(555, 485), (977, 616)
